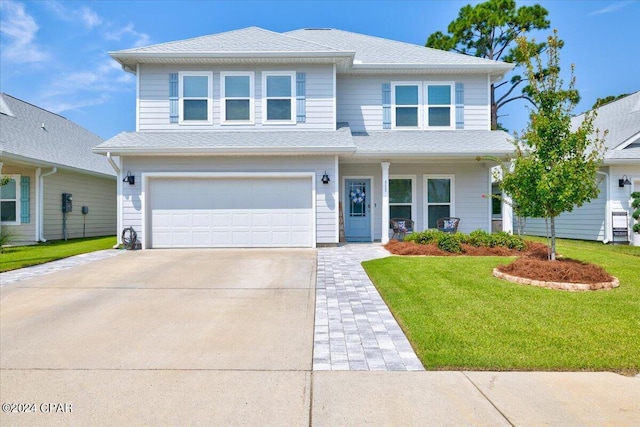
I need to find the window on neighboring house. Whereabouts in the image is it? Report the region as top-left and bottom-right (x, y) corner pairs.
(221, 72), (254, 123)
(425, 175), (454, 228)
(389, 176), (415, 220)
(0, 175), (19, 224)
(392, 83), (420, 127)
(179, 71), (212, 124)
(263, 72), (295, 123)
(425, 83), (454, 128)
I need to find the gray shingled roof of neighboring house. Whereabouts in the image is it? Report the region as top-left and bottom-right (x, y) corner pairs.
(93, 126), (356, 155)
(571, 91), (640, 162)
(351, 130), (514, 158)
(285, 28), (513, 70)
(0, 93), (114, 176)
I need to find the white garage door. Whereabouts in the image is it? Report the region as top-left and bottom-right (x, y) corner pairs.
(150, 177), (313, 248)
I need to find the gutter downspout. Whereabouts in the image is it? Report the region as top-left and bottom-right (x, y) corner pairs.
(39, 167), (57, 242)
(598, 171), (611, 244)
(107, 152), (122, 248)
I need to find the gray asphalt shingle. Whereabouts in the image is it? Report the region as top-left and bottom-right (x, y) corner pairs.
(0, 93), (113, 176)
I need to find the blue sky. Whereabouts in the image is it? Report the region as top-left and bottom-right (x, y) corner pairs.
(1, 0), (639, 140)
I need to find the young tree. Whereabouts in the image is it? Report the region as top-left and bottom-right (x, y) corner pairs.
(426, 0), (550, 130)
(499, 31), (606, 260)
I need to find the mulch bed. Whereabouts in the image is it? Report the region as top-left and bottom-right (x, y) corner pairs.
(384, 240), (614, 285)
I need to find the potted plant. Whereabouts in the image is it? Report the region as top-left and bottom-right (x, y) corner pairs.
(632, 191), (640, 246)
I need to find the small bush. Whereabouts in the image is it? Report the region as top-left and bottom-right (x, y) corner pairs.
(468, 229), (492, 247)
(437, 233), (462, 253)
(404, 229), (444, 245)
(491, 231), (527, 250)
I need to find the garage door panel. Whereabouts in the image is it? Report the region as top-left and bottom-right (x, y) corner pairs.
(150, 178), (313, 248)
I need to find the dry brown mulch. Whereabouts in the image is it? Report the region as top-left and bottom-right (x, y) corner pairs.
(384, 240), (613, 285)
(497, 257), (614, 284)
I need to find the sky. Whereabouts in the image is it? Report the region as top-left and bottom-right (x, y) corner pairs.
(1, 0), (639, 140)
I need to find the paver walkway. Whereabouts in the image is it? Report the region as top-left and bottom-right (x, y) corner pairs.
(314, 244), (424, 371)
(0, 249), (125, 286)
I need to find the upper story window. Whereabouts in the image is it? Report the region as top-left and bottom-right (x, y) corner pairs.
(392, 83), (421, 128)
(0, 175), (19, 224)
(221, 72), (254, 124)
(179, 71), (212, 124)
(263, 72), (296, 123)
(425, 83), (454, 128)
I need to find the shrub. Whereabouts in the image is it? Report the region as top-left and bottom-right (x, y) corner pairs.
(468, 229), (492, 247)
(437, 233), (462, 253)
(404, 229), (443, 245)
(490, 231), (527, 250)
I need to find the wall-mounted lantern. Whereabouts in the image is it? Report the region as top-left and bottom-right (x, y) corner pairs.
(619, 175), (631, 188)
(123, 171), (135, 185)
(321, 171), (330, 184)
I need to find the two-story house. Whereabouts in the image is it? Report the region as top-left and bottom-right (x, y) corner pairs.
(94, 27), (514, 248)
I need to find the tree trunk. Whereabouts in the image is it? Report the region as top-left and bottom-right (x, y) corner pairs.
(490, 84), (498, 130)
(550, 216), (556, 261)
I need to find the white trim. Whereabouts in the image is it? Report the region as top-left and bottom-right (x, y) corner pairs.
(0, 174), (21, 225)
(178, 71), (213, 125)
(391, 81), (422, 129)
(261, 71), (296, 124)
(220, 71), (255, 125)
(342, 175), (375, 242)
(597, 171), (610, 243)
(334, 155), (339, 243)
(424, 81), (455, 130)
(333, 64), (337, 131)
(423, 174), (455, 229)
(141, 171), (316, 249)
(615, 130), (640, 150)
(34, 168), (40, 241)
(135, 64), (140, 132)
(487, 74), (491, 131)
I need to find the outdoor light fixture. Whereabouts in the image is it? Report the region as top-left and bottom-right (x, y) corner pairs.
(619, 175), (631, 188)
(321, 171), (330, 184)
(123, 171), (135, 185)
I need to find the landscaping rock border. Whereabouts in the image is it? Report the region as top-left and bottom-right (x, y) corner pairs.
(492, 268), (619, 291)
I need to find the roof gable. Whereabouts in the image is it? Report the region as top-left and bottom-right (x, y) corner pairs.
(571, 91), (640, 159)
(0, 93), (114, 176)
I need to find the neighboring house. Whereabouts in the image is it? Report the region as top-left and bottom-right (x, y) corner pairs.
(0, 93), (117, 244)
(516, 91), (640, 244)
(93, 26), (515, 249)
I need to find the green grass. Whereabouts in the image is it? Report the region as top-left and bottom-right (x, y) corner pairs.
(0, 236), (117, 273)
(363, 238), (640, 373)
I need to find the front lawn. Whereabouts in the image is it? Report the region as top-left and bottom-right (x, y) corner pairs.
(362, 238), (640, 373)
(0, 236), (117, 273)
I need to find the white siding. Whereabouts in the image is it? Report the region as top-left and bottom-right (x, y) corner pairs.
(340, 162), (491, 239)
(43, 170), (117, 240)
(121, 155), (337, 247)
(336, 74), (489, 132)
(138, 64), (334, 131)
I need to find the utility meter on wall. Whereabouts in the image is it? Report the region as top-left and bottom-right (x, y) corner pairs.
(62, 193), (73, 213)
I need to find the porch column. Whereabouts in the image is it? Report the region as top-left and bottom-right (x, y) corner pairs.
(381, 162), (390, 244)
(502, 192), (513, 233)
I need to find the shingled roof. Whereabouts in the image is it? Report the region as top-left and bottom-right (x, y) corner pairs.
(0, 93), (114, 176)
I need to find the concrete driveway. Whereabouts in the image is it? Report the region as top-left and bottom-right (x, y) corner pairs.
(1, 249), (316, 426)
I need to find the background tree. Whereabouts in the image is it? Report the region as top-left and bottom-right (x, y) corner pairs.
(592, 93), (629, 109)
(499, 31), (606, 260)
(426, 0), (550, 130)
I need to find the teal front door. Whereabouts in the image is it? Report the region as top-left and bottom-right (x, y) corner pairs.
(345, 179), (371, 242)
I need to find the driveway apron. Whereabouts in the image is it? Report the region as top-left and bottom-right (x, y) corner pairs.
(1, 249), (316, 426)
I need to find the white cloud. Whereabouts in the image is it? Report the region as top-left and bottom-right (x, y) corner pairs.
(42, 93), (111, 114)
(588, 1), (635, 16)
(43, 1), (101, 29)
(105, 23), (150, 47)
(81, 7), (102, 28)
(0, 0), (49, 63)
